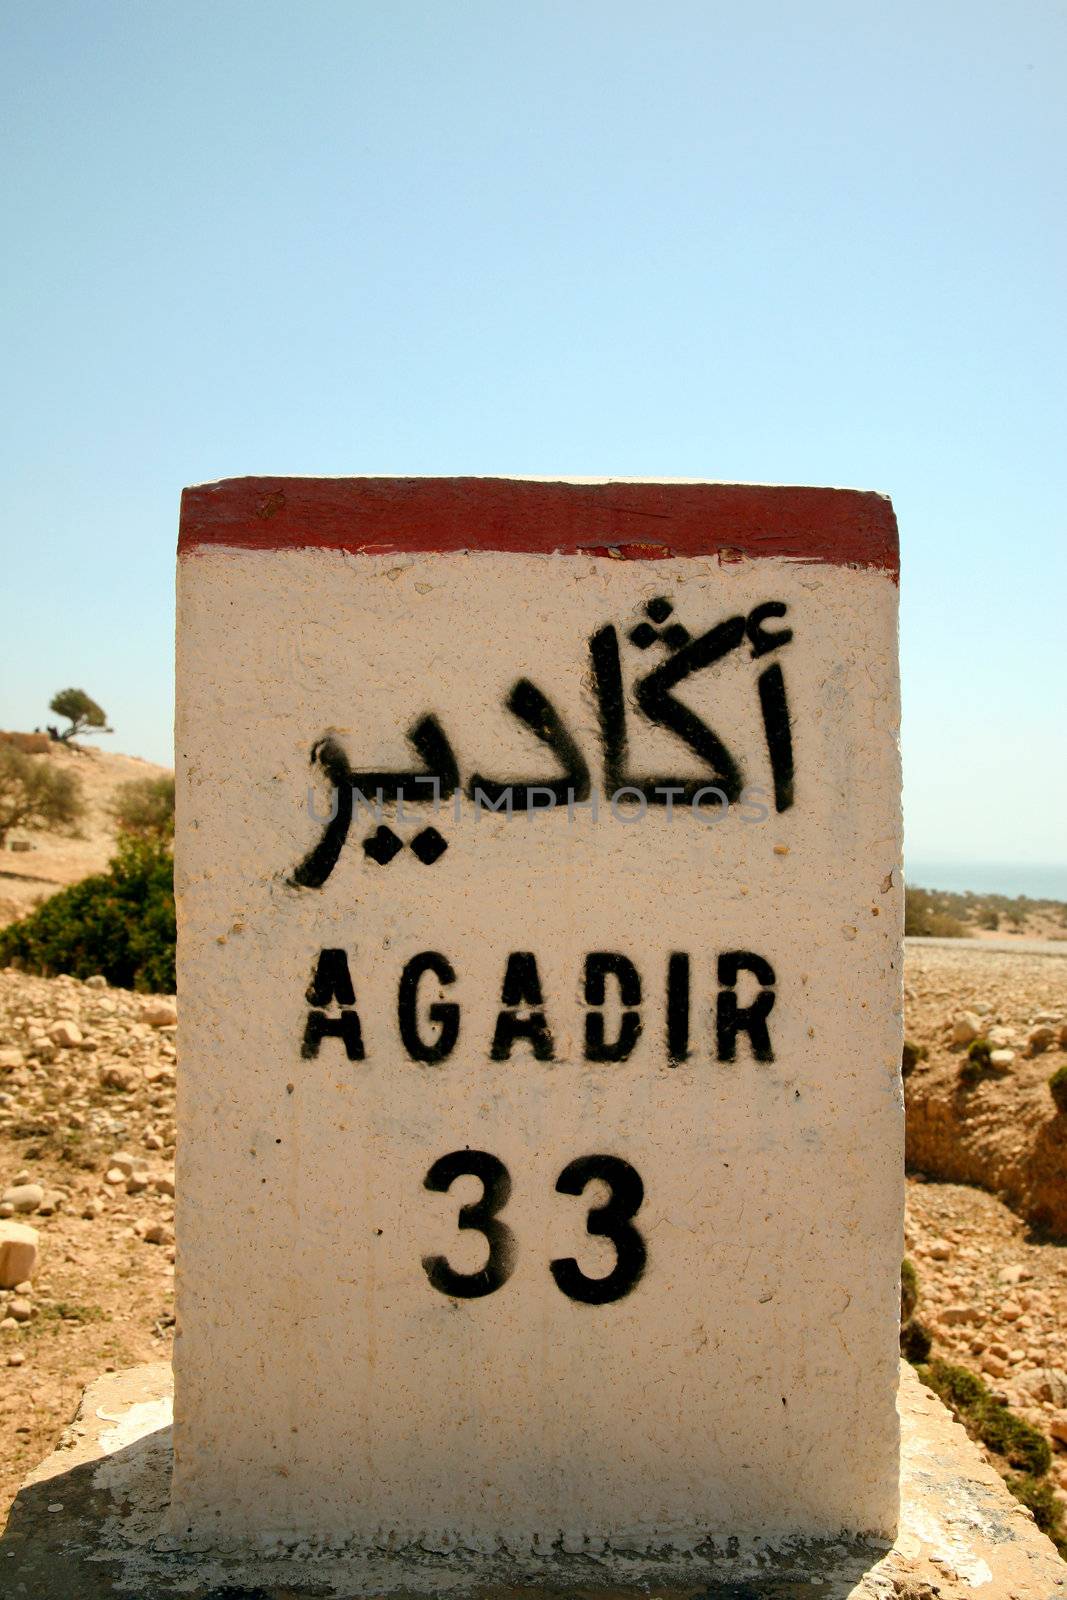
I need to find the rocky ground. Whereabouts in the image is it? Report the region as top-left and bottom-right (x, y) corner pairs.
(0, 945), (1065, 1534)
(907, 1178), (1067, 1496)
(903, 941), (1067, 1523)
(0, 968), (176, 1521)
(904, 943), (1067, 1233)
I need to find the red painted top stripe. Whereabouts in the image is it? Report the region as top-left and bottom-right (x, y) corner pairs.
(178, 477), (898, 578)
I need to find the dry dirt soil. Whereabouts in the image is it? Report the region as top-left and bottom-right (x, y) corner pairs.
(0, 743), (170, 928)
(0, 942), (1065, 1532)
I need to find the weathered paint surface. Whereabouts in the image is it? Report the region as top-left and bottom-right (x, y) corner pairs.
(173, 478), (903, 1550)
(179, 475), (900, 576)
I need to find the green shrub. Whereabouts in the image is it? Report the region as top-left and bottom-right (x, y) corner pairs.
(0, 837), (174, 993)
(919, 1358), (986, 1414)
(918, 1358), (1053, 1479)
(1005, 1473), (1067, 1554)
(958, 1037), (992, 1085)
(980, 1404), (1051, 1476)
(1050, 1065), (1067, 1116)
(900, 1319), (932, 1364)
(900, 1258), (919, 1323)
(902, 1040), (927, 1076)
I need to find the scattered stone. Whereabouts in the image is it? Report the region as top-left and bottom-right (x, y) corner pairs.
(927, 1238), (952, 1261)
(8, 1296), (32, 1322)
(47, 1020), (83, 1049)
(103, 1168), (127, 1187)
(1, 1182), (44, 1214)
(999, 1264), (1033, 1286)
(7, 1350), (24, 1367)
(141, 1000), (177, 1029)
(989, 1048), (1014, 1070)
(951, 1013), (981, 1045)
(143, 1223), (174, 1246)
(109, 1152), (136, 1177)
(99, 1063), (138, 1091)
(0, 1047), (24, 1070)
(1027, 1025), (1056, 1055)
(126, 1170), (151, 1194)
(1019, 1367), (1067, 1407)
(0, 1220), (39, 1287)
(941, 1304), (979, 1325)
(1050, 1412), (1067, 1446)
(84, 974), (108, 989)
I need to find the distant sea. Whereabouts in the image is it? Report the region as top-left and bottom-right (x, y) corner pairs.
(906, 860), (1067, 901)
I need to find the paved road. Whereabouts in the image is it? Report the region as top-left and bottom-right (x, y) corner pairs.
(906, 935), (1067, 958)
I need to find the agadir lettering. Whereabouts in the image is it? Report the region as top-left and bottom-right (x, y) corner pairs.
(300, 947), (778, 1066)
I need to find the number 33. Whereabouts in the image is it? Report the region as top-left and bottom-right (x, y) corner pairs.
(421, 1151), (646, 1304)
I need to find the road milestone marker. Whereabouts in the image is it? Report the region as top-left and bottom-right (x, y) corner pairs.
(174, 478), (904, 1557)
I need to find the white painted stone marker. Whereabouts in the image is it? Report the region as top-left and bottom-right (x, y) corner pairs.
(174, 478), (903, 1551)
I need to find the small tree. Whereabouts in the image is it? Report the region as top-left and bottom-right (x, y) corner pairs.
(49, 688), (112, 743)
(0, 745), (85, 848)
(109, 774), (175, 842)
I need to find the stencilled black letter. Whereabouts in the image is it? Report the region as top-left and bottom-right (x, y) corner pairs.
(301, 1009), (365, 1061)
(716, 950), (776, 1063)
(666, 951), (690, 1065)
(583, 953), (641, 1062)
(301, 948), (365, 1060)
(398, 952), (460, 1063)
(306, 948), (356, 1007)
(490, 952), (555, 1061)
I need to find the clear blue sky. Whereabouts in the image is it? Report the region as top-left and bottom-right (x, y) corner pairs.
(1, 2), (1064, 875)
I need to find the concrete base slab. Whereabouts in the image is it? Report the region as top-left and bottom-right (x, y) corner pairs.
(2, 1361), (1064, 1598)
